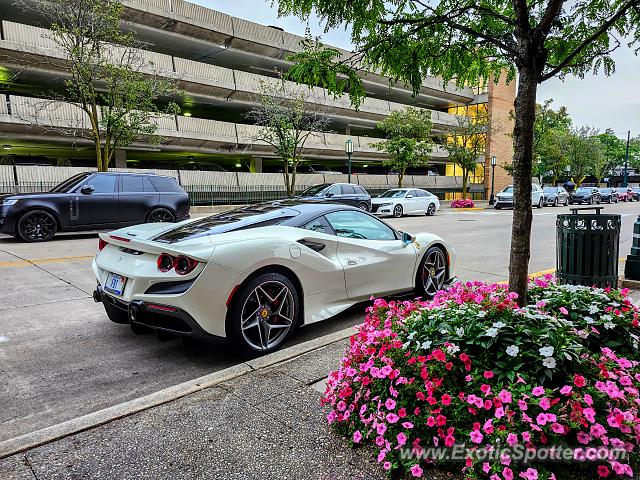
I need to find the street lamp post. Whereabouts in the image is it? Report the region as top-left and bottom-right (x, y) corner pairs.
(345, 139), (354, 183)
(489, 155), (497, 205)
(623, 130), (630, 188)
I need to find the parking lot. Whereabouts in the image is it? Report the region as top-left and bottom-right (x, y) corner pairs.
(1, 202), (638, 443)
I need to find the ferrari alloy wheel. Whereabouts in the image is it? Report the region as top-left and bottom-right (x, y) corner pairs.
(426, 203), (436, 216)
(147, 207), (175, 223)
(17, 210), (57, 242)
(417, 246), (447, 299)
(229, 273), (299, 353)
(393, 204), (403, 218)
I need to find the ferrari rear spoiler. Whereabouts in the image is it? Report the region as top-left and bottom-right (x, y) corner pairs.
(99, 232), (213, 263)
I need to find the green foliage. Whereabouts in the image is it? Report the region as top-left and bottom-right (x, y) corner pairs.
(374, 107), (433, 186)
(45, 0), (178, 171)
(565, 126), (605, 186)
(533, 100), (572, 183)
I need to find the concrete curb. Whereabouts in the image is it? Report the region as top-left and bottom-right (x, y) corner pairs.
(0, 325), (357, 460)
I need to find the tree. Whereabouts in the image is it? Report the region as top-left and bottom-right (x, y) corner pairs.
(533, 100), (572, 184)
(441, 109), (487, 198)
(596, 129), (630, 182)
(277, 0), (640, 303)
(374, 107), (433, 187)
(566, 126), (605, 186)
(14, 0), (178, 171)
(246, 80), (332, 197)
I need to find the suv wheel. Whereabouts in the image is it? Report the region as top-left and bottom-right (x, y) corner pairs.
(17, 210), (58, 242)
(357, 202), (369, 211)
(147, 207), (175, 223)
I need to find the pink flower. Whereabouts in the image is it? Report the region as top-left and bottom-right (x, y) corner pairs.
(503, 467), (514, 480)
(576, 432), (591, 444)
(597, 465), (610, 477)
(402, 421), (414, 429)
(386, 413), (399, 424)
(551, 423), (565, 434)
(560, 385), (572, 395)
(495, 407), (505, 419)
(410, 464), (423, 477)
(376, 423), (387, 435)
(499, 390), (513, 403)
(441, 394), (452, 406)
(539, 398), (551, 410)
(583, 408), (596, 423)
(559, 307), (569, 315)
(584, 393), (593, 406)
(353, 430), (362, 443)
(470, 430), (484, 444)
(397, 432), (407, 446)
(532, 386), (545, 397)
(385, 398), (396, 410)
(483, 462), (491, 474)
(574, 375), (586, 387)
(383, 461), (392, 471)
(507, 433), (518, 446)
(484, 371), (494, 379)
(520, 467), (538, 480)
(518, 399), (528, 411)
(480, 384), (491, 395)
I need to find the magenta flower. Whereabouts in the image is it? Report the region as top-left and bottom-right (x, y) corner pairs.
(397, 432), (407, 446)
(353, 430), (363, 443)
(503, 467), (514, 480)
(402, 421), (414, 429)
(559, 307), (569, 315)
(386, 413), (399, 424)
(538, 398), (551, 411)
(499, 389), (513, 403)
(470, 430), (484, 444)
(559, 385), (572, 395)
(506, 433), (518, 446)
(532, 386), (545, 397)
(410, 464), (423, 477)
(376, 423), (387, 435)
(520, 468), (538, 480)
(385, 398), (396, 410)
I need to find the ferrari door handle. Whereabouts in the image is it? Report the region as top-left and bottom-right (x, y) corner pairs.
(297, 239), (325, 252)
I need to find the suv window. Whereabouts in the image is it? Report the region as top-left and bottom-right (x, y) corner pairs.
(121, 175), (144, 193)
(148, 176), (183, 193)
(356, 186), (367, 195)
(303, 216), (334, 235)
(84, 174), (116, 194)
(325, 210), (397, 241)
(326, 184), (342, 196)
(341, 185), (356, 195)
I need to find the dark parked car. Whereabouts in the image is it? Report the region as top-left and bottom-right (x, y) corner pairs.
(599, 187), (619, 204)
(542, 186), (569, 206)
(569, 187), (601, 205)
(0, 172), (189, 242)
(297, 183), (372, 211)
(631, 187), (640, 201)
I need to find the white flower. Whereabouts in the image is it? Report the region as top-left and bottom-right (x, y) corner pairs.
(402, 341), (411, 350)
(447, 344), (460, 354)
(455, 327), (464, 336)
(506, 345), (519, 357)
(539, 346), (555, 357)
(486, 327), (499, 338)
(440, 329), (448, 335)
(477, 311), (487, 318)
(604, 322), (615, 330)
(584, 316), (594, 324)
(588, 305), (599, 314)
(542, 357), (557, 369)
(601, 314), (613, 321)
(576, 330), (589, 339)
(407, 331), (416, 340)
(634, 342), (639, 350)
(421, 340), (432, 350)
(493, 321), (506, 329)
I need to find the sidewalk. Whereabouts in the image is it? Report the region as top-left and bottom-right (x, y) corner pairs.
(1, 338), (383, 480)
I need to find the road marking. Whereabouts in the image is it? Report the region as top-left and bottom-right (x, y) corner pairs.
(0, 255), (94, 268)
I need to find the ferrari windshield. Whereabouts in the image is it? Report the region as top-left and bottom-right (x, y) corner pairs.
(301, 184), (331, 196)
(379, 190), (408, 198)
(49, 172), (92, 193)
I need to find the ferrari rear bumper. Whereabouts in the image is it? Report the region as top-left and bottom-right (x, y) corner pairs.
(94, 285), (218, 339)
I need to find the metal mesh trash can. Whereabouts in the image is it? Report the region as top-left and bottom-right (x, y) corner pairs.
(556, 207), (621, 288)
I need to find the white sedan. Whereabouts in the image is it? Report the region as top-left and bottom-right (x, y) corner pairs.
(371, 188), (440, 217)
(92, 201), (456, 353)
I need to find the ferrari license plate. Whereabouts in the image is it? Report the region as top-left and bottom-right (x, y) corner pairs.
(104, 272), (127, 296)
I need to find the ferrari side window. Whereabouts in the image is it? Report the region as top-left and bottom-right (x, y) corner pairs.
(325, 211), (396, 241)
(303, 217), (334, 235)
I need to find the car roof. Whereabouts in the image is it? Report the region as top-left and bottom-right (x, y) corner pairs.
(92, 171), (175, 179)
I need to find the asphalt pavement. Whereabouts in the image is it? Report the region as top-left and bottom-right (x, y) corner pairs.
(0, 202), (638, 446)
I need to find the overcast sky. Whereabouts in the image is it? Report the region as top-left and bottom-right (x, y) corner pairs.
(203, 0), (638, 139)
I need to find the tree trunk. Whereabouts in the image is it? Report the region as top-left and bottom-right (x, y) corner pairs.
(508, 66), (538, 305)
(290, 165), (297, 197)
(283, 164), (292, 197)
(462, 169), (468, 199)
(398, 170), (404, 188)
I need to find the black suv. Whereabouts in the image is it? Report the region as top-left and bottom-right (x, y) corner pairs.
(0, 172), (190, 242)
(297, 183), (372, 211)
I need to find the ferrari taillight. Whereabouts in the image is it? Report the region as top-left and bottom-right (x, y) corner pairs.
(157, 253), (175, 272)
(98, 238), (107, 251)
(175, 255), (198, 275)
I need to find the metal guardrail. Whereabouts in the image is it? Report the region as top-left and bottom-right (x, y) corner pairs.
(0, 182), (485, 205)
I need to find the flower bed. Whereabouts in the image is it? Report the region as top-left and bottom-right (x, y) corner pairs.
(322, 278), (640, 479)
(451, 198), (475, 208)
